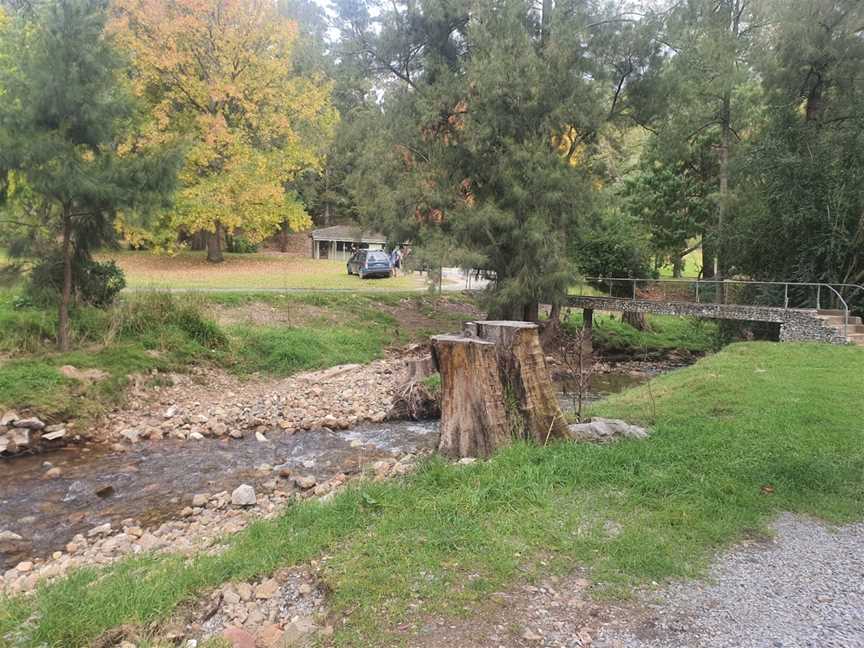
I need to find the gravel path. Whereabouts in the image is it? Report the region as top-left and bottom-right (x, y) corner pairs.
(594, 513), (864, 648)
(413, 514), (864, 648)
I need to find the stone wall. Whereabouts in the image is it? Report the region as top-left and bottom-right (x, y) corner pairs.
(567, 296), (847, 345)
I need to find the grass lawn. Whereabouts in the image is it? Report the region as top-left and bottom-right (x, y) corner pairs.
(2, 342), (862, 646)
(0, 290), (478, 423)
(104, 250), (426, 291)
(658, 247), (703, 279)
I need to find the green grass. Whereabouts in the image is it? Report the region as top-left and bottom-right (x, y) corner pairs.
(657, 247), (703, 278)
(0, 291), (227, 422)
(0, 290), (477, 421)
(231, 325), (391, 375)
(564, 310), (719, 354)
(3, 342), (862, 646)
(108, 250), (426, 291)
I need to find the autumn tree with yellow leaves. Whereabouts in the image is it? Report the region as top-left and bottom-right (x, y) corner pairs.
(111, 0), (338, 261)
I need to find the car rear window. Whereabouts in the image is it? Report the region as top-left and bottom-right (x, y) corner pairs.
(368, 251), (390, 262)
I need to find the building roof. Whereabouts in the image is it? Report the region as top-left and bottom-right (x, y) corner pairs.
(310, 225), (387, 244)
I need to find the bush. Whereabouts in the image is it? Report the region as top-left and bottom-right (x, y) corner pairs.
(26, 256), (126, 307)
(226, 236), (258, 253)
(78, 259), (126, 307)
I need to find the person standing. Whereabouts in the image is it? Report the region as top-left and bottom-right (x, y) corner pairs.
(390, 246), (402, 276)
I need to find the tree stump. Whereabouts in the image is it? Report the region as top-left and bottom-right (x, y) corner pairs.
(431, 321), (570, 458)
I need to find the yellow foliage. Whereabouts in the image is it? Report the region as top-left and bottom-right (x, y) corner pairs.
(553, 126), (588, 167)
(110, 0), (338, 242)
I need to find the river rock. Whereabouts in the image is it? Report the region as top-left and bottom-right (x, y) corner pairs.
(120, 429), (140, 443)
(87, 522), (112, 538)
(43, 467), (62, 479)
(137, 533), (161, 551)
(0, 531), (29, 556)
(236, 581), (253, 601)
(14, 561), (33, 573)
(231, 484), (256, 507)
(10, 429), (31, 447)
(254, 578), (279, 599)
(222, 626), (256, 648)
(0, 410), (19, 426)
(294, 475), (316, 490)
(567, 418), (649, 443)
(281, 616), (316, 645)
(42, 428), (67, 441)
(209, 421), (227, 436)
(192, 493), (209, 507)
(14, 417), (45, 430)
(0, 435), (9, 454)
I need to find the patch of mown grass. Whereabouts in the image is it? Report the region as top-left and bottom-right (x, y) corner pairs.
(110, 250), (425, 291)
(2, 343), (862, 647)
(563, 310), (719, 354)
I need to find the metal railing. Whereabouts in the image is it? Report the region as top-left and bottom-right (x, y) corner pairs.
(574, 277), (864, 339)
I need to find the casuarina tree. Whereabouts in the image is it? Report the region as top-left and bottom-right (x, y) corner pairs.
(0, 0), (180, 350)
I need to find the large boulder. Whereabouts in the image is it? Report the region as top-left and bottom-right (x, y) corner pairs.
(567, 418), (649, 443)
(231, 484), (257, 507)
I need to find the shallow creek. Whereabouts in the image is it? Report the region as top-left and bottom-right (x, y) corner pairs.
(0, 369), (657, 569)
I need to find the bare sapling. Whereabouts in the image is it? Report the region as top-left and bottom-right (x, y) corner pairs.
(561, 324), (594, 422)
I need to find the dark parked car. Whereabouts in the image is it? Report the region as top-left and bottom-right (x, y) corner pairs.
(347, 249), (393, 278)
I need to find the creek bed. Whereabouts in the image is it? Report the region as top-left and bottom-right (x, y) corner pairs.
(0, 421), (437, 570)
(0, 367), (675, 570)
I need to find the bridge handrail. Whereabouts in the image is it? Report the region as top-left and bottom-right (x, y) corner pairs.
(576, 277), (857, 339)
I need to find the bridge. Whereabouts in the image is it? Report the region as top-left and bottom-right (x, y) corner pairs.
(567, 278), (864, 346)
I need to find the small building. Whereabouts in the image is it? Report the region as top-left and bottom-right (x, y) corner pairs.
(309, 225), (387, 261)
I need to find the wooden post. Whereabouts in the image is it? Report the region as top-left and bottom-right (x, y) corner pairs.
(432, 321), (570, 458)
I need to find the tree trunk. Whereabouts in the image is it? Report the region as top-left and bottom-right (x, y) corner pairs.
(207, 221), (224, 263)
(540, 302), (562, 347)
(522, 301), (540, 322)
(432, 321), (570, 458)
(57, 210), (73, 352)
(540, 0), (552, 45)
(582, 308), (594, 356)
(279, 221), (289, 253)
(701, 230), (715, 279)
(622, 310), (649, 331)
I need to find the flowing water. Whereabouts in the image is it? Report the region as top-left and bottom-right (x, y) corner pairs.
(0, 422), (437, 569)
(0, 369), (659, 569)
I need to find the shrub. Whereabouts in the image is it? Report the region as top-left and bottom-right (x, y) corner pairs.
(26, 256), (126, 308)
(78, 260), (126, 307)
(226, 236), (258, 253)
